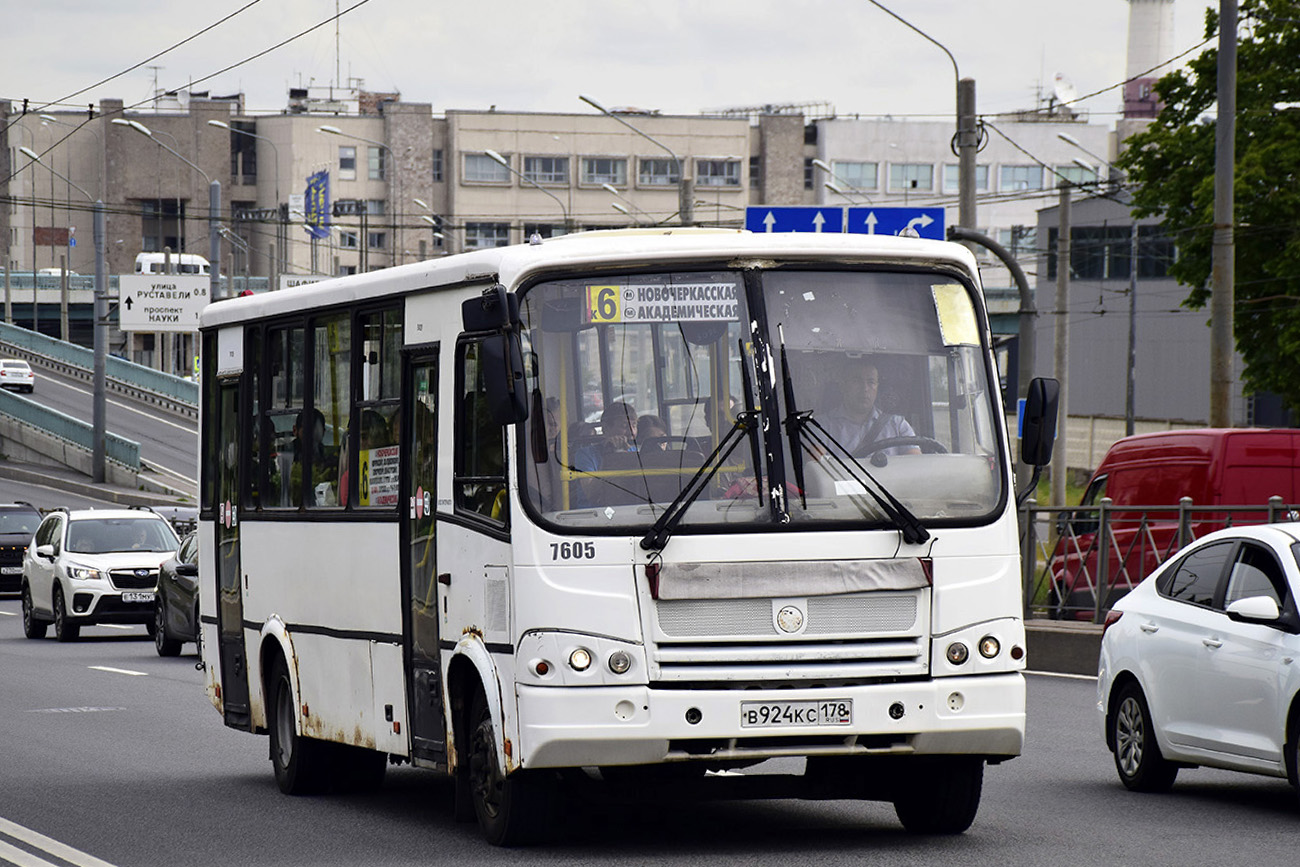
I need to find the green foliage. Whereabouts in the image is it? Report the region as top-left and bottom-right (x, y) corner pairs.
(1118, 0), (1300, 408)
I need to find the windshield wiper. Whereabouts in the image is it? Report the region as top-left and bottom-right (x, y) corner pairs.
(641, 343), (764, 552)
(777, 334), (929, 546)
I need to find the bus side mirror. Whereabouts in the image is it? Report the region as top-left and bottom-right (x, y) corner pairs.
(1020, 377), (1059, 468)
(461, 284), (519, 332)
(480, 332), (528, 426)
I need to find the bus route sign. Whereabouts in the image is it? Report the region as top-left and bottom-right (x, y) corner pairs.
(585, 282), (739, 324)
(117, 275), (210, 333)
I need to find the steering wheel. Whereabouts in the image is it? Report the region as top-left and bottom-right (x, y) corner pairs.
(855, 436), (948, 458)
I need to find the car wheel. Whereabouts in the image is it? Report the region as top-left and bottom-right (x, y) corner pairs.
(52, 585), (79, 642)
(267, 655), (329, 795)
(154, 600), (181, 657)
(893, 756), (983, 834)
(21, 584), (47, 639)
(1111, 682), (1178, 792)
(466, 689), (555, 846)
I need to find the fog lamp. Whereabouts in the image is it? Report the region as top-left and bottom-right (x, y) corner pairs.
(945, 642), (969, 665)
(568, 648), (592, 671)
(978, 636), (1001, 659)
(608, 650), (632, 674)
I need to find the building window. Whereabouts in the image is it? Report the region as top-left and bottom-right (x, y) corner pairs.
(996, 226), (1038, 260)
(804, 158), (814, 190)
(366, 199), (386, 216)
(339, 146), (357, 181)
(943, 164), (989, 192)
(523, 223), (567, 240)
(1055, 164), (1098, 185)
(369, 232), (387, 250)
(431, 148), (443, 182)
(999, 164), (1043, 191)
(696, 159), (741, 187)
(582, 157), (627, 186)
(524, 156), (569, 185)
(465, 222), (510, 249)
(339, 230), (359, 249)
(368, 147), (385, 181)
(339, 265), (357, 276)
(140, 199), (184, 253)
(464, 153), (510, 184)
(888, 163), (933, 192)
(833, 161), (879, 191)
(638, 157), (679, 187)
(1138, 224), (1174, 279)
(749, 155), (761, 190)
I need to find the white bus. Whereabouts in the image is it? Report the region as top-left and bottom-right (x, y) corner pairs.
(197, 229), (1057, 845)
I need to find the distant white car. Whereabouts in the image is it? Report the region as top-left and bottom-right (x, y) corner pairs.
(0, 360), (34, 393)
(1098, 522), (1300, 800)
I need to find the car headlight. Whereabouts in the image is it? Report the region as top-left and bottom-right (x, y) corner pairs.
(66, 564), (105, 581)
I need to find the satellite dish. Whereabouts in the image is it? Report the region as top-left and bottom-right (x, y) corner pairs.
(1053, 73), (1077, 105)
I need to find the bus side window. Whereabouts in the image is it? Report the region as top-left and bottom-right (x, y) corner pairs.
(455, 338), (507, 524)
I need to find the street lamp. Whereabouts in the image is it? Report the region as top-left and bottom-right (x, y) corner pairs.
(484, 149), (572, 233)
(602, 182), (656, 224)
(19, 147), (109, 483)
(579, 94), (693, 226)
(209, 119), (284, 280)
(813, 160), (875, 204)
(1056, 133), (1118, 185)
(112, 118), (222, 301)
(823, 181), (870, 205)
(413, 198), (450, 254)
(317, 125), (403, 265)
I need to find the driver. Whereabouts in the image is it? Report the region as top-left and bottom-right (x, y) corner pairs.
(822, 358), (921, 457)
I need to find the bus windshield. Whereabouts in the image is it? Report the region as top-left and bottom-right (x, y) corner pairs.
(518, 267), (1004, 533)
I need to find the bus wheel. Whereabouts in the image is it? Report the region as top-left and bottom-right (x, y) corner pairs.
(268, 656), (328, 795)
(467, 691), (551, 846)
(893, 757), (983, 834)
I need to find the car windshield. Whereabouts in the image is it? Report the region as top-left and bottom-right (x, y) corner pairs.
(0, 510), (40, 534)
(66, 518), (177, 554)
(518, 266), (1005, 534)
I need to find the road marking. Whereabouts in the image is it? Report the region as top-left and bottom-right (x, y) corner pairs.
(26, 707), (126, 714)
(87, 666), (147, 677)
(0, 816), (118, 867)
(42, 376), (197, 436)
(1027, 670), (1097, 681)
(0, 611), (15, 616)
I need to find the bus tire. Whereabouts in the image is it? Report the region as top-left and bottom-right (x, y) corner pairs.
(893, 757), (983, 834)
(268, 655), (329, 795)
(467, 690), (552, 846)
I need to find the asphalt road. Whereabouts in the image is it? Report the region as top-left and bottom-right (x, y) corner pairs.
(2, 598), (1299, 866)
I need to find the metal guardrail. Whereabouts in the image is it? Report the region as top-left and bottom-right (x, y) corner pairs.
(0, 322), (197, 409)
(1021, 496), (1299, 624)
(0, 270), (269, 294)
(0, 388), (140, 469)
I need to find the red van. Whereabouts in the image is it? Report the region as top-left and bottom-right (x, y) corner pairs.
(1050, 429), (1300, 618)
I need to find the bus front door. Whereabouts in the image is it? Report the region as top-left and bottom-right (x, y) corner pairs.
(215, 378), (251, 730)
(403, 353), (445, 762)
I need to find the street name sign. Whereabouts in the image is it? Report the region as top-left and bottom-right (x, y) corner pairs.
(279, 274), (329, 291)
(744, 207), (844, 234)
(117, 275), (209, 333)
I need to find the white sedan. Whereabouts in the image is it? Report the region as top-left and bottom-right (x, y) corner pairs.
(0, 359), (34, 393)
(1098, 522), (1300, 799)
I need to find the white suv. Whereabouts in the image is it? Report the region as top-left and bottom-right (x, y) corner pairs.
(21, 509), (180, 642)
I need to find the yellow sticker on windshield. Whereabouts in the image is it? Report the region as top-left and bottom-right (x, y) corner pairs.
(931, 283), (978, 346)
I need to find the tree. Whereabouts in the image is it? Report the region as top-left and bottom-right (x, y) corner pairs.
(1118, 0), (1300, 411)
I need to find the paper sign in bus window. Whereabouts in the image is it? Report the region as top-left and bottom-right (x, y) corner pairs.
(585, 283), (739, 324)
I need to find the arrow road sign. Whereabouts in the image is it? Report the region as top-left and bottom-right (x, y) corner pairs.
(846, 207), (945, 240)
(745, 207), (844, 234)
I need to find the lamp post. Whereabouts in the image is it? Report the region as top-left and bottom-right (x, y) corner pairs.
(580, 94), (693, 226)
(112, 118), (221, 302)
(602, 182), (656, 224)
(413, 198), (449, 255)
(813, 159), (875, 204)
(19, 147), (109, 483)
(1058, 132), (1140, 437)
(209, 119), (284, 283)
(317, 125), (402, 266)
(823, 181), (870, 205)
(484, 149), (572, 234)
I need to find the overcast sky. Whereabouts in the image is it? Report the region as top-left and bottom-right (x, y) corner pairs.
(4, 0), (1216, 123)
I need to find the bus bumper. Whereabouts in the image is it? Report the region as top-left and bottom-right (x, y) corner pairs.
(515, 673), (1024, 769)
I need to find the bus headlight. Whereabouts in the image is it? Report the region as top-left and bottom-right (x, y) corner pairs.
(568, 648), (592, 672)
(607, 650), (632, 674)
(978, 636), (1001, 658)
(945, 642), (969, 665)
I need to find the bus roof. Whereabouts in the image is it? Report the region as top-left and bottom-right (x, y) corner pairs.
(199, 229), (979, 330)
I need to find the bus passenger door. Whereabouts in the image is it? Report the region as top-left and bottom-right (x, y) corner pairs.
(403, 352), (444, 762)
(215, 378), (251, 730)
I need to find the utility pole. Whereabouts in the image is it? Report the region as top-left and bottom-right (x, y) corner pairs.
(957, 78), (977, 231)
(1051, 183), (1071, 508)
(1126, 221), (1139, 436)
(1209, 0), (1237, 427)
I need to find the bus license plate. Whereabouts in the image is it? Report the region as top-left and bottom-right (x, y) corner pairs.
(740, 699), (853, 728)
(122, 591), (154, 604)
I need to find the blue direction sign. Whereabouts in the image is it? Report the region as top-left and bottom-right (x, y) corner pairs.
(846, 207), (945, 240)
(745, 206), (844, 234)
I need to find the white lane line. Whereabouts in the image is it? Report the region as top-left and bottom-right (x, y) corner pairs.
(42, 378), (197, 436)
(0, 815), (118, 867)
(0, 611), (15, 616)
(87, 666), (147, 677)
(1027, 670), (1097, 681)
